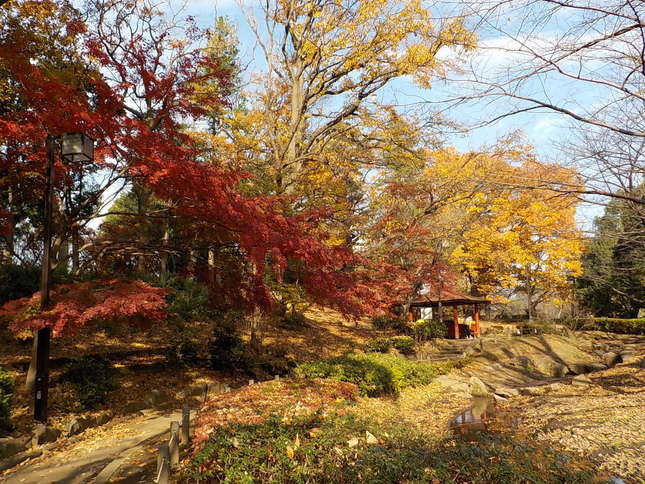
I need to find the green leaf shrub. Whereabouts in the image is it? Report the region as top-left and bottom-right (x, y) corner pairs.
(411, 318), (447, 340)
(365, 336), (416, 355)
(562, 317), (645, 335)
(183, 412), (598, 483)
(0, 367), (15, 435)
(164, 334), (200, 366)
(589, 317), (645, 334)
(208, 310), (254, 372)
(370, 315), (407, 332)
(0, 264), (40, 305)
(294, 353), (465, 396)
(160, 277), (213, 322)
(62, 356), (117, 410)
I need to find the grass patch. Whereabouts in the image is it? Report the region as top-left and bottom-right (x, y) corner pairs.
(294, 353), (468, 396)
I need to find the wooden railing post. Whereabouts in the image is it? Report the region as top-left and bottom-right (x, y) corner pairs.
(169, 421), (179, 467)
(156, 443), (169, 484)
(181, 407), (190, 446)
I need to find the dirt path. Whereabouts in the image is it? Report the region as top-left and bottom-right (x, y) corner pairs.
(2, 410), (180, 484)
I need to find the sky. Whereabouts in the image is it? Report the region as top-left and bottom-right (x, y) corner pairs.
(163, 0), (617, 230)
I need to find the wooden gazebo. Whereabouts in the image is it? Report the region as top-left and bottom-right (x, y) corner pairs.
(409, 289), (491, 339)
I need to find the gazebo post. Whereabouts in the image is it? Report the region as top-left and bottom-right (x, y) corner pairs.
(452, 307), (460, 339)
(474, 304), (480, 338)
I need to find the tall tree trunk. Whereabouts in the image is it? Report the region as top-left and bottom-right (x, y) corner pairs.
(526, 274), (534, 321)
(401, 281), (423, 322)
(2, 186), (13, 263)
(71, 227), (80, 274)
(208, 248), (216, 287)
(133, 183), (150, 273)
(160, 215), (170, 278)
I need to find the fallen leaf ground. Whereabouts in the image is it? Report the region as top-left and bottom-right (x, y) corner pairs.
(496, 359), (645, 482)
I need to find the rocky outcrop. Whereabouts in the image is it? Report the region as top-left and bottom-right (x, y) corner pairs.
(571, 374), (593, 386)
(32, 424), (61, 446)
(0, 436), (29, 460)
(0, 449), (42, 472)
(602, 352), (621, 367)
(468, 376), (490, 397)
(65, 411), (114, 437)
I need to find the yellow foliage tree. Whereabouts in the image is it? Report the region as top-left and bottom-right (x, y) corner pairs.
(449, 148), (584, 319)
(213, 0), (474, 219)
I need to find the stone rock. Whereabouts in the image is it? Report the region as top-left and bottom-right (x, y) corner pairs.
(122, 401), (148, 414)
(587, 363), (608, 372)
(365, 431), (378, 444)
(552, 363), (570, 377)
(0, 448), (43, 472)
(463, 346), (478, 357)
(571, 374), (593, 386)
(32, 424), (61, 445)
(65, 413), (111, 437)
(548, 382), (566, 392)
(146, 389), (171, 407)
(469, 376), (490, 397)
(93, 411), (113, 426)
(519, 385), (549, 396)
(65, 417), (88, 437)
(568, 362), (604, 374)
(494, 387), (520, 398)
(0, 437), (29, 460)
(146, 389), (163, 406)
(435, 375), (470, 394)
(619, 351), (637, 364)
(602, 352), (621, 367)
(493, 394), (508, 403)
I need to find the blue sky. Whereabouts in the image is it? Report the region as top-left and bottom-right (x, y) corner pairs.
(169, 0), (610, 229)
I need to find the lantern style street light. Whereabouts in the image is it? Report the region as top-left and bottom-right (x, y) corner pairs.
(34, 133), (94, 422)
(61, 132), (94, 163)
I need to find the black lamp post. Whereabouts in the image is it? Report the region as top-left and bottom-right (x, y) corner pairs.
(34, 132), (94, 422)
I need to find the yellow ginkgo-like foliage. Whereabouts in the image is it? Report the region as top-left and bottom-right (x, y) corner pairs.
(201, 0), (474, 222)
(445, 147), (585, 316)
(365, 141), (584, 316)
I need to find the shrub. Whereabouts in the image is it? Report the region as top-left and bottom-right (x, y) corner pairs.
(0, 367), (15, 435)
(390, 336), (416, 354)
(370, 315), (407, 332)
(208, 311), (250, 372)
(184, 411), (598, 484)
(560, 317), (645, 335)
(280, 310), (308, 330)
(590, 317), (645, 335)
(62, 356), (116, 410)
(365, 336), (416, 355)
(165, 334), (200, 366)
(295, 353), (464, 396)
(364, 337), (392, 353)
(411, 318), (447, 340)
(160, 277), (213, 322)
(0, 264), (40, 305)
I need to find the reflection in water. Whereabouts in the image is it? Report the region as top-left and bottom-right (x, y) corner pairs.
(451, 396), (495, 434)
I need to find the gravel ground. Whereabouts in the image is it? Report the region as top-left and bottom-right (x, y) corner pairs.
(498, 360), (645, 482)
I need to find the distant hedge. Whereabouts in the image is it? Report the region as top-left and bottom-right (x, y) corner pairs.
(588, 317), (645, 335)
(565, 317), (645, 334)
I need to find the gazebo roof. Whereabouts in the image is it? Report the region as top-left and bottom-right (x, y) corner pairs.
(409, 288), (491, 308)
